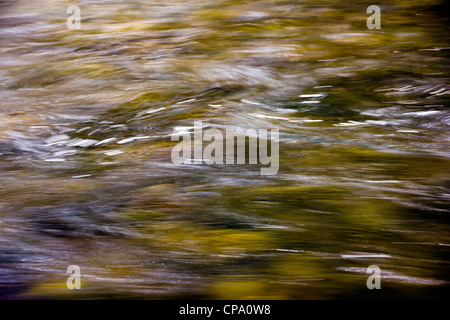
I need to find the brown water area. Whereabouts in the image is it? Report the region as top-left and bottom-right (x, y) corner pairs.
(0, 0), (449, 299)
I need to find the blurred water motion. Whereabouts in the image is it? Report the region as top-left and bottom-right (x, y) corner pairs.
(0, 0), (449, 299)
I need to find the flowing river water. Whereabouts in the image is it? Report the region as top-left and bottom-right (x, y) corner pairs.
(0, 0), (449, 299)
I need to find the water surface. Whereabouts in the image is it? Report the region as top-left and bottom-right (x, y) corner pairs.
(0, 0), (449, 299)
